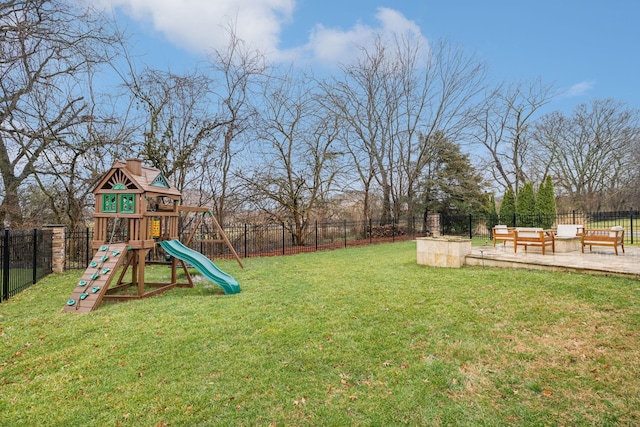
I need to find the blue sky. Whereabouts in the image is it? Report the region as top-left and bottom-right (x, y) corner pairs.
(104, 0), (640, 115)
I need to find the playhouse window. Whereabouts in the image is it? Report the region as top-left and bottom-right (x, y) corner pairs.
(120, 194), (135, 213)
(102, 194), (117, 213)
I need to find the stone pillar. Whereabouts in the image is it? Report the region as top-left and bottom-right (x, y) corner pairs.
(43, 224), (66, 273)
(427, 213), (441, 237)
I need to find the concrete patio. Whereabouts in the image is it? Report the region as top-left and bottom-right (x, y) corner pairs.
(465, 243), (640, 279)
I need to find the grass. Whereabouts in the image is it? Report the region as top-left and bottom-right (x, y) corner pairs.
(1, 241), (640, 426)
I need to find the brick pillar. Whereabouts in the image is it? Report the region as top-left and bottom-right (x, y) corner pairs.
(43, 225), (66, 273)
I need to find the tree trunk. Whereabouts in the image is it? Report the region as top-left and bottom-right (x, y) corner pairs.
(0, 184), (23, 228)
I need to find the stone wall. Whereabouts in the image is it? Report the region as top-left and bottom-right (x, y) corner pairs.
(416, 237), (471, 268)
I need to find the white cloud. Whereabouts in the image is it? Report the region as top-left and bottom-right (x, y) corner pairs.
(375, 7), (423, 38)
(105, 0), (295, 56)
(563, 80), (595, 98)
(294, 7), (428, 66)
(103, 1), (427, 67)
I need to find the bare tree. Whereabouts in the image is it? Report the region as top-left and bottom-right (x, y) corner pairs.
(25, 56), (142, 230)
(124, 67), (225, 193)
(321, 37), (397, 223)
(240, 70), (343, 244)
(30, 105), (133, 228)
(391, 39), (486, 221)
(322, 36), (485, 223)
(472, 79), (555, 195)
(31, 132), (110, 228)
(202, 27), (267, 224)
(533, 99), (640, 211)
(0, 0), (121, 227)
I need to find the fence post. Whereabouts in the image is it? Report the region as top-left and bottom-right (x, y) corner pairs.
(630, 207), (634, 245)
(392, 218), (395, 242)
(282, 223), (285, 255)
(344, 220), (347, 248)
(32, 229), (38, 284)
(488, 213), (493, 239)
(412, 216), (416, 238)
(244, 224), (248, 258)
(315, 220), (318, 252)
(468, 214), (473, 240)
(85, 227), (90, 267)
(2, 229), (9, 302)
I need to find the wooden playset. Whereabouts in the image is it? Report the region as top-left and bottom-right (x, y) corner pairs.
(64, 159), (241, 313)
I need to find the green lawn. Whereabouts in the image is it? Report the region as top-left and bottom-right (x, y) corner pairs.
(1, 241), (639, 426)
(588, 218), (635, 230)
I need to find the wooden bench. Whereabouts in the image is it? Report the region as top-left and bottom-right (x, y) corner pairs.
(492, 225), (515, 246)
(582, 227), (625, 255)
(513, 228), (555, 255)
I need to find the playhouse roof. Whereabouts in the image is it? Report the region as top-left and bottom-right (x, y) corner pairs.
(93, 159), (182, 198)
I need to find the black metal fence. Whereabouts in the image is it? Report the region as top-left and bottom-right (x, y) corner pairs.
(62, 209), (640, 271)
(65, 218), (416, 270)
(65, 227), (93, 270)
(441, 209), (639, 244)
(2, 210), (635, 300)
(0, 229), (53, 302)
(191, 218), (414, 259)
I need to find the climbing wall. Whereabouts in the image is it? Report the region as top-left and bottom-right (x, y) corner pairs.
(64, 243), (129, 313)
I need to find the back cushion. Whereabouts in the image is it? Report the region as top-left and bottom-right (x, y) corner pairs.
(557, 224), (582, 237)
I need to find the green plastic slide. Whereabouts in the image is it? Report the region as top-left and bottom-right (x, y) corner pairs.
(157, 239), (240, 295)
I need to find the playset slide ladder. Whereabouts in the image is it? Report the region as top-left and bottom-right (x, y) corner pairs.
(157, 239), (240, 295)
(64, 243), (129, 313)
